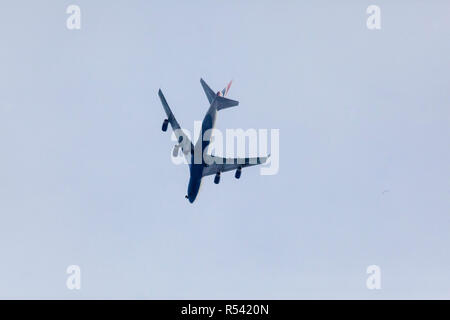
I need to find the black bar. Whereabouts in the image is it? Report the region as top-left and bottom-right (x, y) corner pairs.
(1, 300), (447, 318)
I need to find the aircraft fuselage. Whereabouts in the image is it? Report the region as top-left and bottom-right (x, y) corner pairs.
(186, 104), (217, 203)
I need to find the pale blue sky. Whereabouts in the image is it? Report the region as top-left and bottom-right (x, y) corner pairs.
(0, 1), (449, 299)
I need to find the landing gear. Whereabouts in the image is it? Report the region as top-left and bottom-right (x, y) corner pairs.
(172, 144), (180, 157)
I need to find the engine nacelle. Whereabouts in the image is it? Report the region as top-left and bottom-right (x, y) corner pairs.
(162, 119), (169, 132)
(235, 167), (242, 179)
(214, 172), (221, 184)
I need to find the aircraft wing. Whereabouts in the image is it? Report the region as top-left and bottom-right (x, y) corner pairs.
(202, 155), (269, 177)
(158, 89), (193, 156)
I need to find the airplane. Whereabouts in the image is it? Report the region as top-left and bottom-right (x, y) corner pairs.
(158, 78), (269, 203)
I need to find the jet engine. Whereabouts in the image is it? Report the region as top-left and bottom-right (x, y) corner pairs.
(214, 172), (221, 184)
(235, 167), (242, 179)
(162, 119), (169, 132)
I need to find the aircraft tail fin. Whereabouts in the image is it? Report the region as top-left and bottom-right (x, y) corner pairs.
(201, 78), (238, 110)
(214, 95), (239, 111)
(218, 80), (233, 97)
(201, 78), (235, 106)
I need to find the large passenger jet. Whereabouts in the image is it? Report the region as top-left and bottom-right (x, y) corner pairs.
(158, 79), (269, 203)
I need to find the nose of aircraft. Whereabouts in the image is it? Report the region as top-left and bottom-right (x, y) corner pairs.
(185, 194), (195, 203)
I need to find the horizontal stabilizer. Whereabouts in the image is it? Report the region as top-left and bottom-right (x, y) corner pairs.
(214, 95), (239, 111)
(200, 78), (216, 105)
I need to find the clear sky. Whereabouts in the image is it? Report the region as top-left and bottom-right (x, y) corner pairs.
(0, 0), (449, 299)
